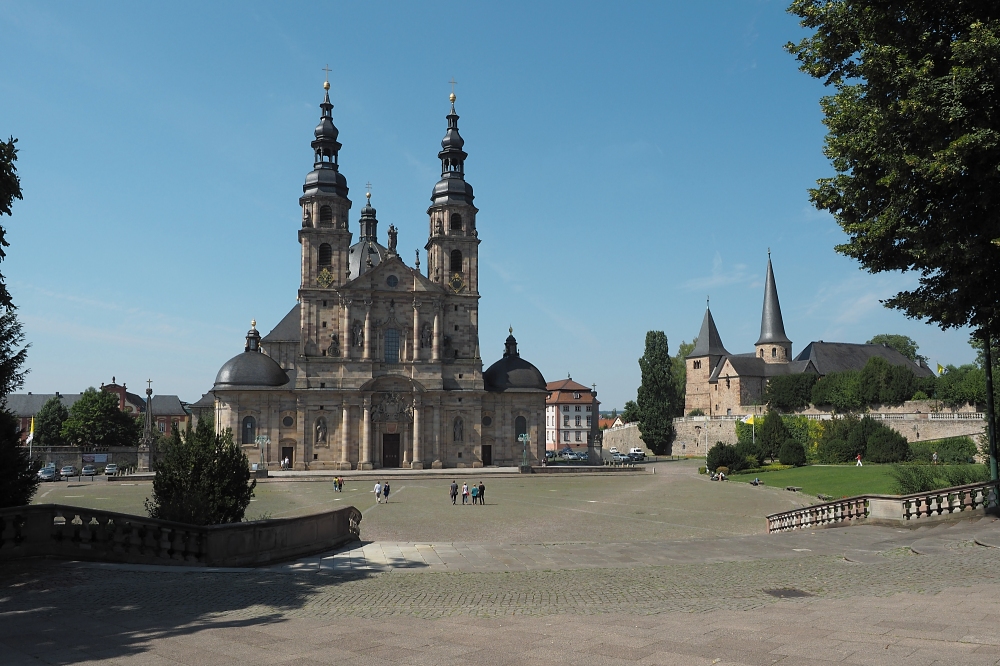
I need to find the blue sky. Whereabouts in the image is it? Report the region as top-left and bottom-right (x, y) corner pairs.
(1, 1), (976, 409)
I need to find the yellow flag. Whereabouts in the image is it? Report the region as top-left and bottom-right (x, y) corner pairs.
(937, 363), (945, 375)
(29, 416), (34, 435)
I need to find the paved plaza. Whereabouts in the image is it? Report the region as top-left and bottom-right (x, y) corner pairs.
(5, 460), (1000, 665)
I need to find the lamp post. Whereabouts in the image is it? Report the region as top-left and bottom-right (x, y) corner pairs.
(518, 432), (530, 470)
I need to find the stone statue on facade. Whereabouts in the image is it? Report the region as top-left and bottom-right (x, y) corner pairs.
(387, 224), (398, 254)
(328, 333), (340, 357)
(454, 417), (463, 442)
(420, 322), (432, 348)
(302, 206), (311, 228)
(316, 418), (327, 445)
(352, 319), (364, 348)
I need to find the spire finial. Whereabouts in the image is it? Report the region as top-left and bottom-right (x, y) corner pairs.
(365, 181), (372, 201)
(509, 325), (513, 335)
(251, 318), (256, 329)
(322, 64), (331, 90)
(768, 247), (771, 259)
(707, 295), (710, 309)
(449, 77), (457, 105)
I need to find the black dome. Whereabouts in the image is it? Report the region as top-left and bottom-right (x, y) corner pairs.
(483, 333), (546, 392)
(214, 351), (289, 388)
(214, 324), (290, 388)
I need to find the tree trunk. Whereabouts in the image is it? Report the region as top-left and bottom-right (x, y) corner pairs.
(983, 328), (998, 490)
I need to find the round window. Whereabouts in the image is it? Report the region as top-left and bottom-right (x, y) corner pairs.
(482, 416), (492, 427)
(386, 275), (399, 287)
(282, 416), (294, 427)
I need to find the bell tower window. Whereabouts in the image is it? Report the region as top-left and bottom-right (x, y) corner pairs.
(450, 249), (462, 272)
(318, 243), (332, 266)
(450, 213), (463, 231)
(772, 347), (777, 358)
(319, 206), (333, 227)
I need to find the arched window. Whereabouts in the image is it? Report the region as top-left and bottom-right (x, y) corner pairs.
(772, 347), (777, 358)
(759, 349), (764, 358)
(450, 213), (463, 231)
(242, 416), (256, 445)
(318, 243), (332, 266)
(450, 249), (462, 272)
(514, 415), (527, 442)
(319, 205), (333, 227)
(384, 328), (400, 363)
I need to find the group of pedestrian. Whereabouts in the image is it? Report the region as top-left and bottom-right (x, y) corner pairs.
(449, 480), (486, 505)
(280, 457), (291, 470)
(373, 480), (391, 503)
(332, 476), (344, 492)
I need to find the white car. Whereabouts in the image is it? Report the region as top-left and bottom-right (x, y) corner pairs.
(609, 447), (619, 454)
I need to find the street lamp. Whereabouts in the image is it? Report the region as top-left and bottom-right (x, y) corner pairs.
(517, 432), (530, 469)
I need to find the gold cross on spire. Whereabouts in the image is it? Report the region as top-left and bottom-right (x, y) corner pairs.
(322, 64), (332, 90)
(449, 78), (458, 94)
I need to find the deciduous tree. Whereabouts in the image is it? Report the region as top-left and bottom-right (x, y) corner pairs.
(35, 396), (69, 446)
(867, 334), (924, 363)
(61, 388), (141, 448)
(787, 0), (1000, 480)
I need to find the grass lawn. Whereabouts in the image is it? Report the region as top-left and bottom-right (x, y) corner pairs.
(730, 464), (897, 499)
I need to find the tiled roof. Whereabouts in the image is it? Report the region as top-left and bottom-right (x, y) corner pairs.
(795, 341), (935, 377)
(545, 379), (591, 392)
(262, 304), (301, 343)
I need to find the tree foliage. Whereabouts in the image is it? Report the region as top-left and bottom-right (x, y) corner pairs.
(816, 415), (911, 463)
(621, 400), (640, 424)
(867, 334), (924, 362)
(810, 356), (930, 410)
(145, 419), (256, 525)
(779, 438), (807, 466)
(672, 338), (696, 406)
(764, 373), (818, 412)
(61, 387), (141, 448)
(35, 396), (69, 446)
(635, 331), (683, 455)
(758, 411), (790, 462)
(0, 410), (40, 507)
(787, 1), (1000, 333)
(0, 137), (23, 310)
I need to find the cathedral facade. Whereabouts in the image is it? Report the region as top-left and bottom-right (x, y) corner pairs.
(208, 84), (550, 470)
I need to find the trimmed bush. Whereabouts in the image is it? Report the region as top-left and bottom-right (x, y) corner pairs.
(778, 438), (807, 466)
(764, 374), (818, 412)
(864, 426), (910, 463)
(706, 441), (751, 473)
(890, 464), (989, 494)
(909, 436), (977, 465)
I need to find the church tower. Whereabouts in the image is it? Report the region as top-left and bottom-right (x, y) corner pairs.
(426, 91), (479, 296)
(755, 254), (792, 364)
(299, 80), (353, 356)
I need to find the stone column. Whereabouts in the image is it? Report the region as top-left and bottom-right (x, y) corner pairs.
(432, 307), (441, 361)
(412, 300), (421, 361)
(341, 297), (351, 359)
(363, 301), (372, 360)
(402, 424), (411, 466)
(431, 398), (443, 468)
(339, 400), (351, 469)
(359, 395), (372, 469)
(411, 395), (423, 469)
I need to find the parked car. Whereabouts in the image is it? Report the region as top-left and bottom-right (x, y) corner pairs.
(611, 453), (630, 464)
(628, 452), (645, 462)
(38, 467), (58, 482)
(544, 451), (556, 460)
(629, 448), (645, 459)
(81, 464), (97, 476)
(564, 452), (581, 461)
(104, 463), (118, 475)
(609, 447), (620, 454)
(60, 465), (78, 479)
(579, 452), (589, 462)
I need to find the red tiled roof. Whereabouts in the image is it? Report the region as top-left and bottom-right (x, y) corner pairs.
(545, 379), (591, 392)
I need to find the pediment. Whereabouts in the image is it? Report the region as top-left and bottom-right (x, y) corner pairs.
(343, 254), (445, 295)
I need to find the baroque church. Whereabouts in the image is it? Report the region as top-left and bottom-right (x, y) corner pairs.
(685, 256), (934, 417)
(206, 83), (551, 470)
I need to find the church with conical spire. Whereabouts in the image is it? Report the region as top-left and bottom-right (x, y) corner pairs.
(205, 81), (556, 470)
(684, 255), (933, 417)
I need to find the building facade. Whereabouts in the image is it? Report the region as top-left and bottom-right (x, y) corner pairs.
(544, 379), (600, 451)
(684, 256), (934, 416)
(208, 85), (548, 470)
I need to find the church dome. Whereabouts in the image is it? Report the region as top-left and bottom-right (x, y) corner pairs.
(484, 331), (547, 392)
(214, 323), (290, 388)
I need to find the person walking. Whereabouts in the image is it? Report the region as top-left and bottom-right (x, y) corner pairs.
(470, 484), (479, 505)
(856, 453), (863, 467)
(932, 451), (939, 465)
(462, 482), (469, 505)
(383, 481), (390, 504)
(478, 481), (486, 505)
(374, 481), (382, 503)
(337, 476), (343, 492)
(450, 480), (459, 505)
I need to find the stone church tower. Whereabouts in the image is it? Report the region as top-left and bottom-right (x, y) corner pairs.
(208, 83), (553, 470)
(754, 255), (792, 364)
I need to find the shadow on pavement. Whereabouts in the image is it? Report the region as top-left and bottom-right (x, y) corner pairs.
(0, 557), (378, 664)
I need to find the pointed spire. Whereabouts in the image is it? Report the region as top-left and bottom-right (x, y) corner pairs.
(756, 256), (791, 345)
(687, 306), (730, 358)
(303, 79), (348, 198)
(359, 190), (378, 241)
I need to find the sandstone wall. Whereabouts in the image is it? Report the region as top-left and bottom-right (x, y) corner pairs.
(600, 423), (649, 455)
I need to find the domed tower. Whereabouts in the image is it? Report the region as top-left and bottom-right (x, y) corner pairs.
(426, 91), (480, 295)
(347, 192), (390, 279)
(299, 79), (353, 292)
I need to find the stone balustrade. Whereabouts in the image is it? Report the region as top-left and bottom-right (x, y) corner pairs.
(767, 481), (998, 533)
(0, 503), (362, 567)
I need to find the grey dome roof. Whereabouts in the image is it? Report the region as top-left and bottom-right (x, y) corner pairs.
(348, 239), (389, 279)
(484, 333), (547, 392)
(214, 325), (290, 388)
(431, 177), (475, 205)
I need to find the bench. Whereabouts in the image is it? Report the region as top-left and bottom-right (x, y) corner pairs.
(785, 486), (802, 492)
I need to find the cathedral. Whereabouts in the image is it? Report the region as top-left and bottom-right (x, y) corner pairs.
(207, 82), (550, 470)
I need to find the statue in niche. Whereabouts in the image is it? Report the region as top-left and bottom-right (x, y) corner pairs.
(387, 224), (398, 254)
(316, 418), (327, 445)
(351, 319), (364, 348)
(302, 206), (311, 228)
(327, 333), (340, 357)
(420, 322), (432, 349)
(435, 219), (443, 235)
(453, 417), (464, 442)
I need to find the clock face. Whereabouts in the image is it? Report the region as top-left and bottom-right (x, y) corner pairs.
(449, 273), (464, 292)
